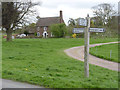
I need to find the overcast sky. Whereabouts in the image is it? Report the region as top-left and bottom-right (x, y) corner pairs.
(33, 0), (119, 25)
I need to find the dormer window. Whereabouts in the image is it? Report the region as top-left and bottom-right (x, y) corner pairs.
(44, 27), (47, 31)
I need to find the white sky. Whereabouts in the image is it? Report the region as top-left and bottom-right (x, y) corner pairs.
(33, 0), (119, 25)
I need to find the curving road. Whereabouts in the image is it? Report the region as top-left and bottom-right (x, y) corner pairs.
(64, 42), (120, 71)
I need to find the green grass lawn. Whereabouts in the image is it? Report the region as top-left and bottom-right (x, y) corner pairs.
(2, 38), (119, 88)
(90, 43), (119, 63)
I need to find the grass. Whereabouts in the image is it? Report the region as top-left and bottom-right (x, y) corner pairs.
(2, 38), (119, 88)
(90, 43), (119, 63)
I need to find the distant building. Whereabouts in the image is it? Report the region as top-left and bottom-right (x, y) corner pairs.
(36, 10), (65, 38)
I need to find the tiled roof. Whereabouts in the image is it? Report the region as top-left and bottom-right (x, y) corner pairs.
(36, 17), (64, 26)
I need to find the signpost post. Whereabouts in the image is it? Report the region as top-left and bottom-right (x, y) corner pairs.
(84, 14), (90, 77)
(77, 14), (105, 78)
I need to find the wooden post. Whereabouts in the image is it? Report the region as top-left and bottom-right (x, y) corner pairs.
(84, 14), (90, 77)
(0, 32), (1, 89)
(110, 50), (112, 60)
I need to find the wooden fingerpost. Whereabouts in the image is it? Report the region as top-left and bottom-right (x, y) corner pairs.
(84, 14), (90, 77)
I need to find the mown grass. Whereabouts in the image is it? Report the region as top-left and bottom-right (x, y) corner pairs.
(2, 38), (119, 88)
(90, 43), (119, 63)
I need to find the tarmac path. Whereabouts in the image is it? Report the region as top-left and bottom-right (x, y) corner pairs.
(1, 79), (43, 88)
(64, 42), (120, 71)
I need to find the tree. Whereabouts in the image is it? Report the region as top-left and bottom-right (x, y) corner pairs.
(50, 23), (67, 38)
(68, 18), (75, 26)
(92, 3), (116, 26)
(28, 23), (36, 28)
(2, 1), (40, 41)
(90, 19), (95, 28)
(36, 16), (40, 20)
(67, 18), (85, 36)
(2, 2), (18, 41)
(23, 23), (36, 35)
(24, 30), (29, 36)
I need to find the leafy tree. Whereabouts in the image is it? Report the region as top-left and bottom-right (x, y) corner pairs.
(36, 16), (40, 20)
(50, 23), (67, 38)
(28, 23), (36, 28)
(90, 19), (95, 28)
(2, 1), (40, 41)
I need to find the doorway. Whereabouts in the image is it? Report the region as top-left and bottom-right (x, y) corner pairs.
(43, 31), (48, 38)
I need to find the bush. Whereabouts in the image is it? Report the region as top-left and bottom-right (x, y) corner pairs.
(50, 23), (67, 38)
(34, 32), (37, 36)
(72, 33), (76, 38)
(24, 30), (29, 36)
(66, 26), (73, 36)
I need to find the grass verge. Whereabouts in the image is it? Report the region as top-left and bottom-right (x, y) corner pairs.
(2, 38), (119, 88)
(90, 43), (119, 63)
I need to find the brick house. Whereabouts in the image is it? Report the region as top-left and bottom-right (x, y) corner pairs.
(36, 10), (64, 38)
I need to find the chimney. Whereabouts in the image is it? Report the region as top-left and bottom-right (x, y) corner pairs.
(60, 10), (63, 23)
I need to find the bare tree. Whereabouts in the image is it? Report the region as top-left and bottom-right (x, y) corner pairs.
(68, 18), (76, 26)
(2, 1), (40, 41)
(92, 3), (116, 26)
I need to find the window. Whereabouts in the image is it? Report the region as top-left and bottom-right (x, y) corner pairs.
(37, 32), (40, 37)
(44, 27), (47, 31)
(37, 27), (40, 31)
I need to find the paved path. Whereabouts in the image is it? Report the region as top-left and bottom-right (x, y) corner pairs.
(64, 42), (120, 71)
(1, 79), (43, 88)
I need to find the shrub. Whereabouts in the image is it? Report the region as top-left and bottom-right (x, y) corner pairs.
(34, 32), (37, 36)
(50, 23), (67, 38)
(72, 33), (76, 38)
(24, 30), (29, 36)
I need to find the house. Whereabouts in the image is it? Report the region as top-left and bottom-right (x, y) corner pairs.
(36, 10), (64, 38)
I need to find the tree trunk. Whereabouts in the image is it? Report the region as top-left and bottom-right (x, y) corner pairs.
(6, 29), (12, 41)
